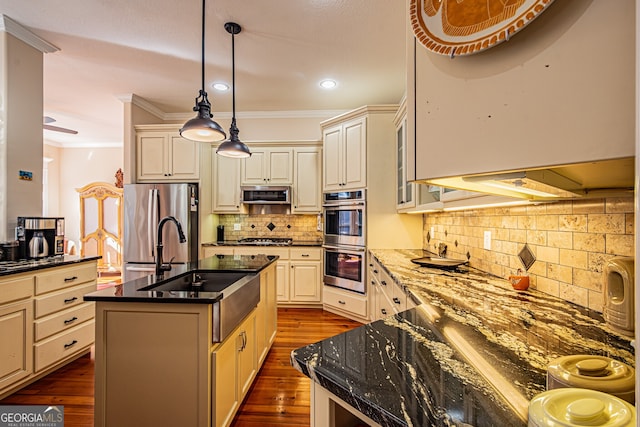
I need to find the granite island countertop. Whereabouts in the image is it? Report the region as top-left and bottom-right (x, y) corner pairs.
(84, 254), (277, 304)
(0, 255), (101, 277)
(291, 249), (634, 427)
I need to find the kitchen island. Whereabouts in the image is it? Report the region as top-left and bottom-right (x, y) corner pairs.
(291, 249), (634, 427)
(83, 254), (278, 427)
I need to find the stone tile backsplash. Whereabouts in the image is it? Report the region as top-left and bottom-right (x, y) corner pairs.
(216, 214), (322, 242)
(423, 197), (634, 312)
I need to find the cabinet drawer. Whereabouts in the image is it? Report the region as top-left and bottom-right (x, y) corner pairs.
(35, 282), (96, 318)
(323, 286), (367, 317)
(0, 274), (33, 305)
(290, 247), (321, 261)
(34, 302), (95, 341)
(34, 319), (94, 372)
(234, 247), (290, 260)
(35, 262), (97, 295)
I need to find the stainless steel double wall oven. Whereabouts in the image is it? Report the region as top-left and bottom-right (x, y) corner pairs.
(322, 189), (366, 294)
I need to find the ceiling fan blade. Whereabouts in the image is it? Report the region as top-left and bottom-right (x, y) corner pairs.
(43, 124), (78, 134)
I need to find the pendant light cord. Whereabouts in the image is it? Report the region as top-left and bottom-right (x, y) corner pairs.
(231, 28), (236, 119)
(200, 0), (206, 92)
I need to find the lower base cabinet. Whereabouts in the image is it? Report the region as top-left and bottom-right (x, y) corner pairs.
(214, 311), (256, 427)
(0, 261), (97, 400)
(202, 246), (322, 306)
(322, 286), (368, 324)
(312, 381), (381, 427)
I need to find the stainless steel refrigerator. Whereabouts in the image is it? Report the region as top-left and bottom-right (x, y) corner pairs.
(123, 183), (199, 281)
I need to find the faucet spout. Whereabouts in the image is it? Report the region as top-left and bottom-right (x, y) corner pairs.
(156, 216), (187, 276)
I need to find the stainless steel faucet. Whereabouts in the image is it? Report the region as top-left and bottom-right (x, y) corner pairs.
(155, 216), (187, 275)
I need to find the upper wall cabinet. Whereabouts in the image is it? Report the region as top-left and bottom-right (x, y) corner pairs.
(292, 147), (321, 213)
(408, 0), (635, 182)
(136, 128), (199, 182)
(322, 116), (367, 191)
(241, 148), (293, 185)
(211, 149), (245, 214)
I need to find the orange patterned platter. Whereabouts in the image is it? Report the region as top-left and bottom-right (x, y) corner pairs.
(410, 0), (555, 57)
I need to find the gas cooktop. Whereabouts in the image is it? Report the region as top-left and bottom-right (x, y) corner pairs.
(236, 237), (293, 246)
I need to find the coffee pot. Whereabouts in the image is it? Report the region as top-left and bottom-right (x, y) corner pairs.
(28, 231), (49, 258)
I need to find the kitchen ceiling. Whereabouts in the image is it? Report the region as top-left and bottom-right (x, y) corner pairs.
(0, 0), (406, 148)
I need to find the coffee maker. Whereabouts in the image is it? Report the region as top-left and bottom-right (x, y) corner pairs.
(16, 217), (65, 259)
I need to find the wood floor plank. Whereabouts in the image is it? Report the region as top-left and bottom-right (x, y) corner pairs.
(0, 307), (362, 427)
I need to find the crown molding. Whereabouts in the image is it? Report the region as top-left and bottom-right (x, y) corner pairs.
(164, 109), (347, 121)
(116, 93), (166, 119)
(0, 15), (59, 53)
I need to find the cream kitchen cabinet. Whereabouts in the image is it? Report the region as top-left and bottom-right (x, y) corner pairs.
(407, 2), (634, 184)
(214, 310), (257, 427)
(322, 286), (368, 323)
(136, 130), (199, 181)
(292, 147), (322, 213)
(0, 274), (33, 394)
(322, 116), (366, 191)
(206, 246), (322, 306)
(393, 97), (443, 213)
(0, 259), (98, 400)
(241, 147), (293, 185)
(369, 256), (415, 322)
(211, 149), (245, 214)
(33, 262), (97, 373)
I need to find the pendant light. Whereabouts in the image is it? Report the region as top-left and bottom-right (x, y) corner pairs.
(216, 22), (251, 158)
(179, 0), (226, 143)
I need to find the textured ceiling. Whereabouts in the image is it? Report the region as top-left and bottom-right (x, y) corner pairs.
(0, 0), (407, 147)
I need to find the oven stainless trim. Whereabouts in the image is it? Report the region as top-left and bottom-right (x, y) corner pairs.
(322, 244), (366, 294)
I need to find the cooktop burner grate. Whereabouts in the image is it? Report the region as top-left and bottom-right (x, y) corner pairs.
(237, 237), (293, 246)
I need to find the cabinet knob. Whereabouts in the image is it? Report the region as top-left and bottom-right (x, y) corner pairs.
(373, 269), (378, 274)
(381, 309), (387, 315)
(393, 297), (401, 304)
(338, 300), (346, 305)
(381, 281), (387, 286)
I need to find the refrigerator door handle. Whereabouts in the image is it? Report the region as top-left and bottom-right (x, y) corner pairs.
(148, 189), (157, 258)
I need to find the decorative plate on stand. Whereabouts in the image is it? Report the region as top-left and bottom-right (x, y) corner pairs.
(410, 0), (555, 57)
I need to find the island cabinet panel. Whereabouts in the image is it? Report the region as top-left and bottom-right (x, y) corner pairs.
(94, 303), (211, 427)
(256, 263), (277, 365)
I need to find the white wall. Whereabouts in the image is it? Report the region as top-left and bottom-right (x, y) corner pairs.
(46, 146), (123, 249)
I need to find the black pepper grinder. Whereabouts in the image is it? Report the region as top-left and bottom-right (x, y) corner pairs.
(217, 225), (225, 242)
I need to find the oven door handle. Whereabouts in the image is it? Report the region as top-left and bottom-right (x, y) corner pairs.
(322, 245), (366, 253)
(322, 202), (365, 208)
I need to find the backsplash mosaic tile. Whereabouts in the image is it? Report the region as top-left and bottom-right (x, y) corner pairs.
(423, 197), (634, 312)
(215, 214), (322, 242)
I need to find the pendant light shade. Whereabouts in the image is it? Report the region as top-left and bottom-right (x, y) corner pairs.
(216, 22), (251, 158)
(180, 0), (226, 143)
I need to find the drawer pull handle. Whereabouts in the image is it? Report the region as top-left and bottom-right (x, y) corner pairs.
(338, 300), (346, 305)
(393, 297), (401, 304)
(64, 296), (78, 304)
(301, 254), (310, 257)
(373, 269), (378, 274)
(64, 276), (78, 282)
(64, 316), (78, 325)
(381, 309), (387, 315)
(64, 340), (78, 349)
(381, 281), (387, 286)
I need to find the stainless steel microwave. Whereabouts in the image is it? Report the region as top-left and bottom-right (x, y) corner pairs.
(241, 186), (291, 204)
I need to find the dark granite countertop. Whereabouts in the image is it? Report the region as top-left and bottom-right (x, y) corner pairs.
(291, 249), (635, 427)
(202, 240), (323, 247)
(83, 254), (277, 304)
(0, 255), (101, 277)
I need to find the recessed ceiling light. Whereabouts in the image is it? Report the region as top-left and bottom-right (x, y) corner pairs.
(212, 82), (229, 91)
(319, 79), (337, 89)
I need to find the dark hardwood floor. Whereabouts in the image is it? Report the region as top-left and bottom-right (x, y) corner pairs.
(1, 308), (362, 426)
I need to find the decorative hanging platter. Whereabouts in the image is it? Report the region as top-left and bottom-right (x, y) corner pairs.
(410, 0), (555, 57)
